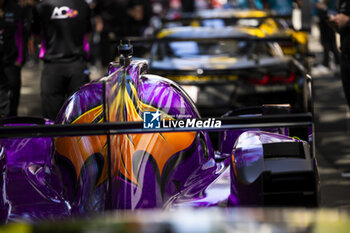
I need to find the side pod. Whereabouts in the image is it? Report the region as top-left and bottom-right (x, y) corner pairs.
(229, 131), (318, 207)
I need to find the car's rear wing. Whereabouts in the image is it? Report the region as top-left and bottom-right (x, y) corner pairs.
(147, 64), (295, 81)
(161, 12), (291, 24)
(116, 34), (293, 45)
(0, 113), (312, 139)
(112, 35), (294, 59)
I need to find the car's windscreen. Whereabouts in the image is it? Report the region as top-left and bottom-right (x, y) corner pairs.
(229, 0), (259, 9)
(164, 40), (274, 58)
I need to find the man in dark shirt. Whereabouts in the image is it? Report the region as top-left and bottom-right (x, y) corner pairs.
(94, 0), (152, 67)
(32, 0), (92, 120)
(0, 0), (23, 117)
(0, 0), (8, 118)
(329, 0), (350, 108)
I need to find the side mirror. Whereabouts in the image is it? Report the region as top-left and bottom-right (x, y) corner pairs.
(232, 132), (264, 185)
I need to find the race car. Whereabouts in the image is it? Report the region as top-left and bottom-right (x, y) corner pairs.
(148, 26), (311, 118)
(163, 7), (283, 27)
(0, 43), (318, 224)
(160, 7), (309, 65)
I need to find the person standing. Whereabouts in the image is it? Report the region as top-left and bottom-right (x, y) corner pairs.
(329, 0), (350, 108)
(94, 0), (152, 68)
(181, 0), (195, 12)
(316, 0), (340, 69)
(93, 0), (128, 68)
(32, 0), (92, 120)
(0, 0), (9, 118)
(0, 0), (23, 117)
(126, 0), (152, 37)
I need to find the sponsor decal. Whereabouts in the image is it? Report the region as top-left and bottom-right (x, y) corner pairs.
(51, 6), (78, 19)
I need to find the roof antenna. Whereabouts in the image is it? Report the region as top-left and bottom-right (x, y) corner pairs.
(118, 40), (133, 67)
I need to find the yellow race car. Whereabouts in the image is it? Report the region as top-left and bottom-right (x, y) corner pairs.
(149, 25), (311, 118)
(161, 8), (309, 68)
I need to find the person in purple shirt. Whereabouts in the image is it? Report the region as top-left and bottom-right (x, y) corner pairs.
(32, 0), (92, 120)
(0, 0), (23, 117)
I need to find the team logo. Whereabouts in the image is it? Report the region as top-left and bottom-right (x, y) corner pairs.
(143, 111), (161, 129)
(51, 6), (79, 19)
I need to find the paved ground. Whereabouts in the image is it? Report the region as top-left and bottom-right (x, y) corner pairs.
(312, 69), (350, 208)
(18, 63), (42, 117)
(15, 25), (350, 208)
(308, 23), (350, 208)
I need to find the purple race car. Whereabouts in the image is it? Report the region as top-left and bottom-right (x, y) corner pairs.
(0, 43), (318, 224)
